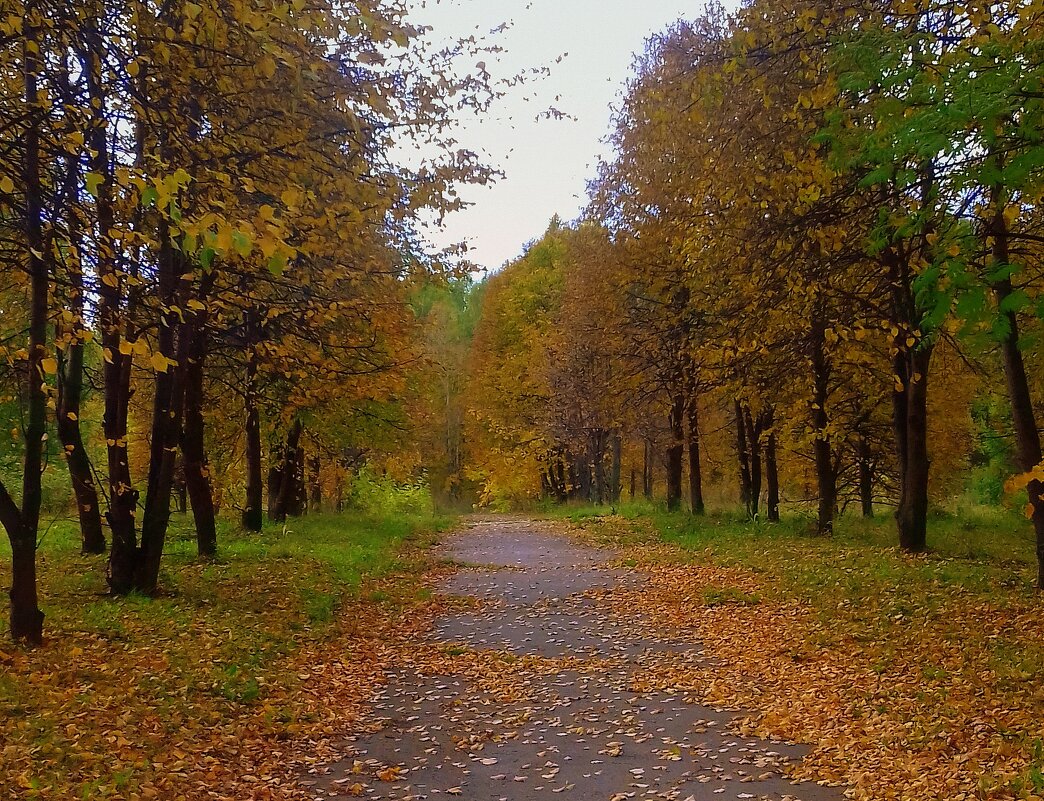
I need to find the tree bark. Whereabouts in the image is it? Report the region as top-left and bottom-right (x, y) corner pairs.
(745, 409), (763, 519)
(85, 13), (138, 595)
(271, 421), (303, 522)
(810, 319), (835, 535)
(242, 320), (263, 531)
(182, 321), (216, 557)
(135, 238), (189, 594)
(610, 434), (622, 504)
(593, 431), (607, 505)
(764, 409), (780, 523)
(885, 245), (933, 553)
(687, 397), (705, 516)
(3, 10), (47, 642)
(309, 453), (322, 513)
(666, 396), (685, 512)
(735, 400), (752, 514)
(55, 75), (105, 556)
(895, 345), (933, 552)
(988, 186), (1044, 586)
(642, 440), (653, 500)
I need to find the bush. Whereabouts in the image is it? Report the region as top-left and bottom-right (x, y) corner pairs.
(345, 466), (433, 517)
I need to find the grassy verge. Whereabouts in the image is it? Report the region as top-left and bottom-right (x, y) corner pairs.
(553, 501), (1044, 800)
(0, 510), (455, 799)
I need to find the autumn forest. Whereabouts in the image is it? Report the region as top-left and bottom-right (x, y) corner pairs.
(3, 1), (1044, 800)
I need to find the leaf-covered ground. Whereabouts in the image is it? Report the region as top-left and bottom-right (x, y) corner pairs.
(562, 505), (1044, 801)
(0, 513), (455, 800)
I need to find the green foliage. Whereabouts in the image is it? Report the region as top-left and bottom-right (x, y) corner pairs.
(344, 466), (434, 518)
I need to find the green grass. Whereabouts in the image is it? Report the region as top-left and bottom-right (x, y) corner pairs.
(549, 500), (1039, 607)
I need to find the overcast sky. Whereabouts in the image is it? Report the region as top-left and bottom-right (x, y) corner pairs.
(411, 0), (715, 274)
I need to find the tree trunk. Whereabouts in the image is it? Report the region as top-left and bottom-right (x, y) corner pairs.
(309, 454), (322, 513)
(687, 397), (705, 516)
(666, 396), (685, 512)
(267, 463), (282, 519)
(292, 442), (307, 516)
(593, 432), (607, 505)
(610, 434), (622, 504)
(989, 187), (1044, 586)
(2, 11), (47, 642)
(895, 346), (932, 552)
(86, 15), (138, 596)
(735, 400), (752, 514)
(182, 323), (216, 557)
(271, 421), (303, 522)
(642, 440), (653, 500)
(764, 409), (780, 523)
(135, 238), (189, 595)
(745, 409), (763, 519)
(629, 468), (636, 501)
(55, 86), (104, 556)
(885, 245), (932, 553)
(243, 335), (263, 532)
(810, 318), (836, 536)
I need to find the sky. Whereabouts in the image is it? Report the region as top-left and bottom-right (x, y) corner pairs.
(410, 0), (713, 274)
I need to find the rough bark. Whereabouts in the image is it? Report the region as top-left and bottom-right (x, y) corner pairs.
(884, 241), (933, 553)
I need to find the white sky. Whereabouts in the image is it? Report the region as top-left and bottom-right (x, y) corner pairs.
(410, 0), (716, 273)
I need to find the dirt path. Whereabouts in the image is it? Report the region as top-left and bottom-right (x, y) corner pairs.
(306, 517), (843, 801)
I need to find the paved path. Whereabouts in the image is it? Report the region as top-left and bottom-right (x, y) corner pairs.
(309, 517), (842, 801)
